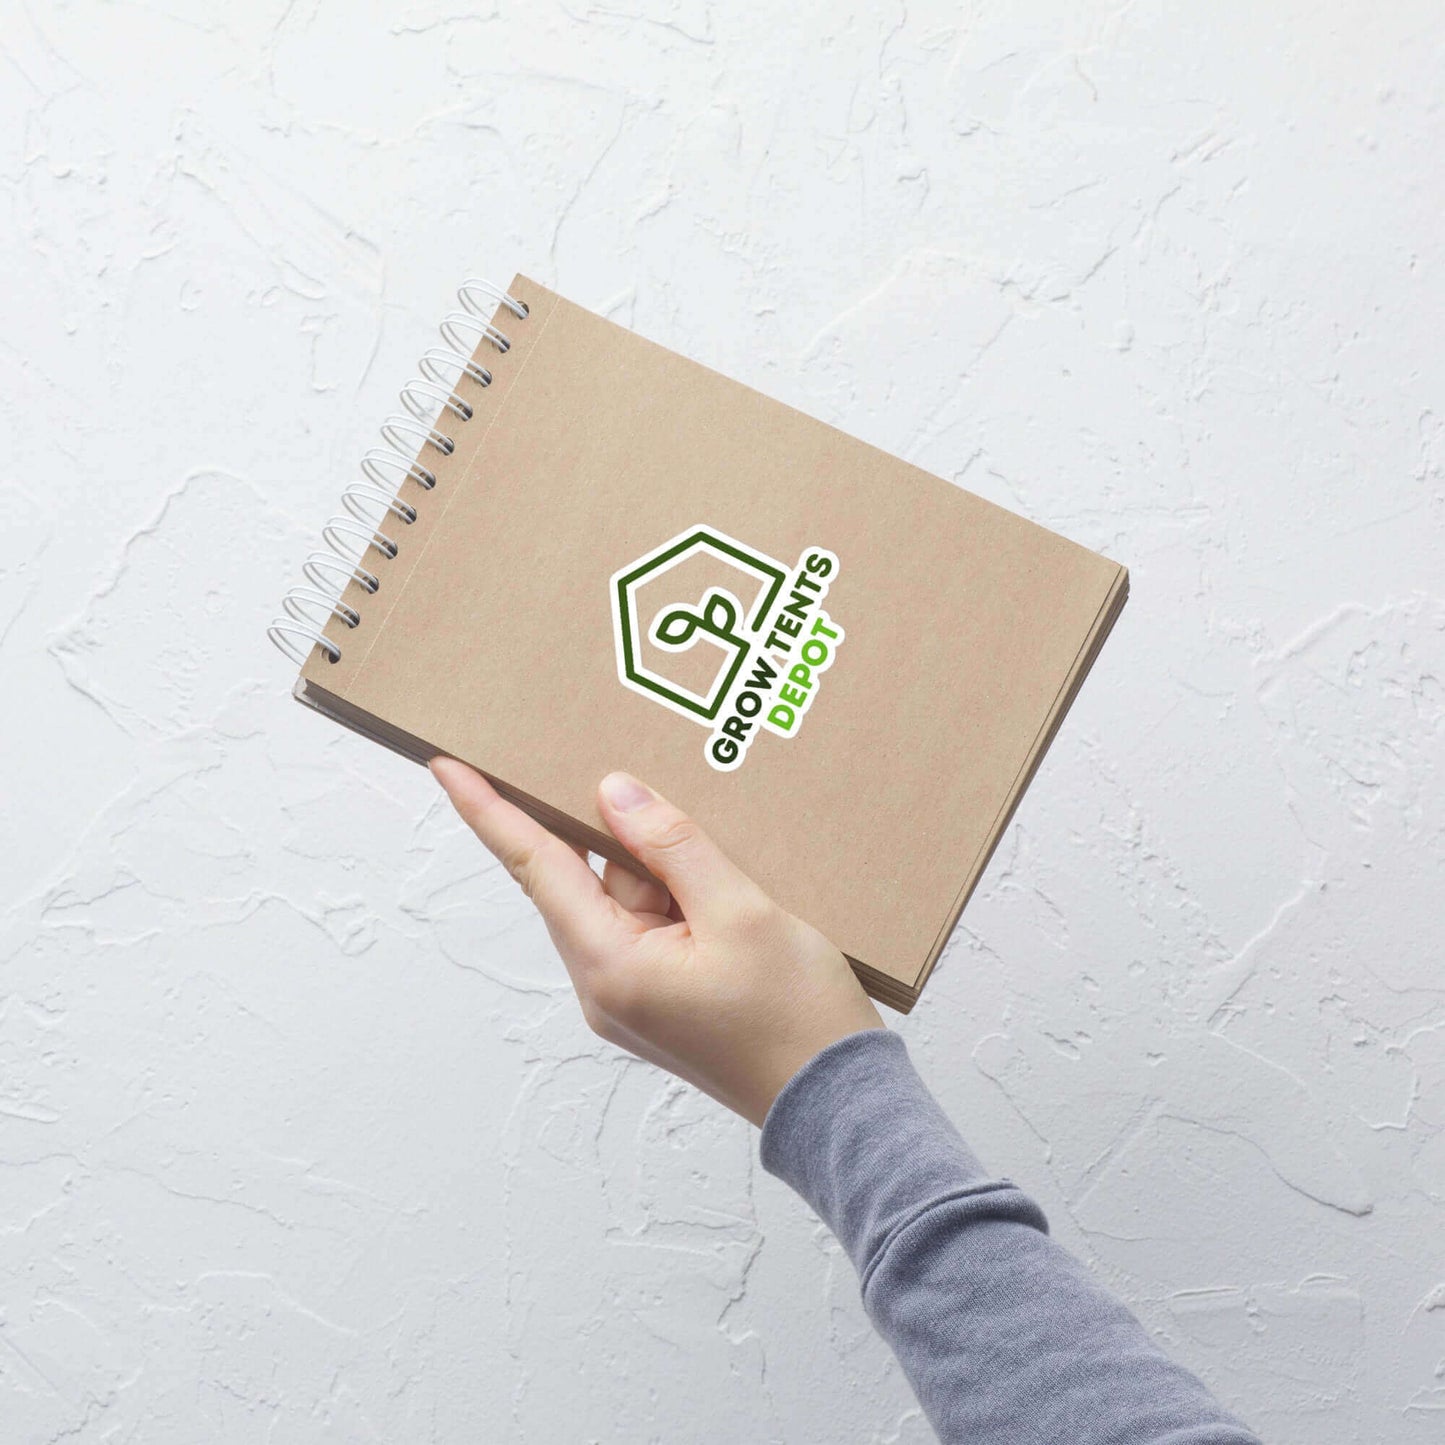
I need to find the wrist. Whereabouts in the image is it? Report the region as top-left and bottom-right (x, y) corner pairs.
(750, 1007), (887, 1128)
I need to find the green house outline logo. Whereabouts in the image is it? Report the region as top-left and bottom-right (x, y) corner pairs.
(610, 527), (788, 723)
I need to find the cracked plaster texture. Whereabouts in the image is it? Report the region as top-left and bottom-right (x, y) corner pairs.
(2, 2), (1443, 1441)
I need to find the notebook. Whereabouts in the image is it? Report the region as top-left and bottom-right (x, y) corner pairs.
(269, 274), (1128, 1012)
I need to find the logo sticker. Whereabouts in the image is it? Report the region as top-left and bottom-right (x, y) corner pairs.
(610, 526), (844, 772)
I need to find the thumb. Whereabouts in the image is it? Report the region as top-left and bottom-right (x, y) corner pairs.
(597, 772), (759, 927)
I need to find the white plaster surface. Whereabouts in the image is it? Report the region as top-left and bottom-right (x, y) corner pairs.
(3, 2), (1443, 1440)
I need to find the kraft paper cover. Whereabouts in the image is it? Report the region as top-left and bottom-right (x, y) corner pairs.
(300, 276), (1127, 1009)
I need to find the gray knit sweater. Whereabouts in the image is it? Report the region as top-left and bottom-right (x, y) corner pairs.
(759, 1029), (1261, 1444)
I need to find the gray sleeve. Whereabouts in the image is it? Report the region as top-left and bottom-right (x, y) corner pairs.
(759, 1028), (1260, 1445)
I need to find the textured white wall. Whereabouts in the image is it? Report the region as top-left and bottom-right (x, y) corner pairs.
(3, 2), (1442, 1440)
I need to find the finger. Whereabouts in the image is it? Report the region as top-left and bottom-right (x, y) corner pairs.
(601, 858), (672, 918)
(431, 757), (625, 957)
(596, 772), (761, 926)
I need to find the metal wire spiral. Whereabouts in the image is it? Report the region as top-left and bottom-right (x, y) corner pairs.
(267, 279), (527, 666)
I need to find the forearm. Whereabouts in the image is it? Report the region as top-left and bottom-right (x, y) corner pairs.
(760, 1030), (1260, 1445)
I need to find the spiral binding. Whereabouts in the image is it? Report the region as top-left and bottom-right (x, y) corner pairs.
(267, 279), (527, 667)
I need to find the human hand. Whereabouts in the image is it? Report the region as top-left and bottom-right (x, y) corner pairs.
(429, 759), (885, 1126)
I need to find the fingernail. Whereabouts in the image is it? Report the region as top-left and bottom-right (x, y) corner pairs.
(601, 772), (653, 813)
